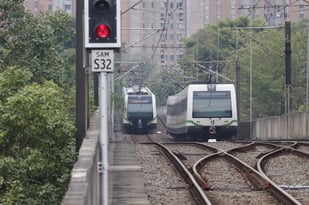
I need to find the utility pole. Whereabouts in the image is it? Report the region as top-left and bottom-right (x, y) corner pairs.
(236, 57), (241, 124)
(284, 0), (291, 139)
(75, 0), (88, 152)
(285, 21), (291, 115)
(235, 27), (241, 125)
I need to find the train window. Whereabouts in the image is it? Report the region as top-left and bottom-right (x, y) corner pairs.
(192, 91), (232, 118)
(128, 96), (153, 114)
(167, 98), (187, 115)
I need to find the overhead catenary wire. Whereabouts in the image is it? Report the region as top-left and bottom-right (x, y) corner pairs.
(121, 29), (161, 51)
(121, 1), (202, 75)
(238, 2), (309, 10)
(150, 0), (170, 59)
(115, 61), (145, 81)
(121, 0), (144, 15)
(120, 0), (177, 67)
(236, 28), (284, 58)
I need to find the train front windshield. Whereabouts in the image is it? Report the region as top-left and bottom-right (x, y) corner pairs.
(193, 91), (232, 118)
(128, 96), (153, 117)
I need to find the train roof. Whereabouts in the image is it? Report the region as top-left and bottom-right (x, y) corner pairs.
(123, 86), (154, 96)
(187, 84), (235, 90)
(167, 84), (235, 105)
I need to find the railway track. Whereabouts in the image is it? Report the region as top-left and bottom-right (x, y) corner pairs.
(193, 151), (301, 204)
(227, 142), (279, 168)
(162, 143), (217, 170)
(129, 112), (308, 205)
(165, 141), (302, 204)
(135, 142), (207, 204)
(292, 142), (309, 154)
(131, 134), (308, 204)
(257, 146), (309, 205)
(132, 136), (211, 204)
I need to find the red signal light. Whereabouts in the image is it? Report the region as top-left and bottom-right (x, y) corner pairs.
(95, 24), (111, 39)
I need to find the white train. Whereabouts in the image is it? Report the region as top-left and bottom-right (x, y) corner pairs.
(122, 86), (157, 133)
(166, 84), (238, 140)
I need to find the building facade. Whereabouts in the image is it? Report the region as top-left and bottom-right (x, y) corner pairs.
(187, 0), (309, 35)
(24, 0), (309, 70)
(24, 0), (75, 15)
(120, 0), (187, 71)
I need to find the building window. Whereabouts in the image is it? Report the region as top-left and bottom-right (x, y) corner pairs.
(63, 4), (71, 10)
(300, 13), (304, 19)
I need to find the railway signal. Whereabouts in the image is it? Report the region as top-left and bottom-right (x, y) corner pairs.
(84, 0), (121, 48)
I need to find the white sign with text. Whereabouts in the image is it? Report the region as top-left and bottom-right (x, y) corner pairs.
(91, 50), (114, 72)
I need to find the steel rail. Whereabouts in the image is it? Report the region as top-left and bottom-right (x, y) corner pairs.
(192, 147), (303, 205)
(154, 142), (212, 205)
(257, 147), (309, 205)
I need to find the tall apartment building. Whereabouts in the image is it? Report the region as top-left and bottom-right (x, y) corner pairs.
(122, 0), (309, 71)
(121, 0), (187, 70)
(23, 0), (309, 70)
(24, 0), (75, 15)
(187, 0), (309, 35)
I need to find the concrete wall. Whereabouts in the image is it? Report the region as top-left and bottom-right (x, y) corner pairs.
(62, 110), (101, 205)
(239, 112), (309, 141)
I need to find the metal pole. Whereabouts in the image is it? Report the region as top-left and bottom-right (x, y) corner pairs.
(307, 24), (309, 112)
(111, 73), (114, 141)
(306, 24), (309, 137)
(285, 21), (291, 139)
(75, 0), (87, 152)
(197, 35), (199, 80)
(236, 28), (241, 124)
(216, 27), (219, 83)
(94, 74), (99, 106)
(99, 72), (109, 205)
(249, 15), (253, 139)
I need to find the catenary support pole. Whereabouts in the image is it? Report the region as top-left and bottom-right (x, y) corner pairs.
(285, 21), (291, 139)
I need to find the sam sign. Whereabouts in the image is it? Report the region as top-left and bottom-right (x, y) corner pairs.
(91, 50), (114, 72)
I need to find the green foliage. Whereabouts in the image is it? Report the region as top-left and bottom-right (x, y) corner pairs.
(0, 2), (76, 203)
(1, 10), (75, 85)
(0, 81), (75, 153)
(0, 67), (32, 101)
(0, 148), (74, 204)
(179, 16), (309, 120)
(235, 27), (285, 119)
(148, 69), (187, 106)
(113, 81), (124, 114)
(0, 69), (76, 204)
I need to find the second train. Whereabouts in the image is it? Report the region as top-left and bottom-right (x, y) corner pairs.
(166, 84), (238, 140)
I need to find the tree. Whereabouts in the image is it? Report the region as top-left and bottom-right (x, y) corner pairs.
(0, 1), (77, 204)
(178, 17), (309, 120)
(1, 9), (75, 86)
(0, 68), (76, 204)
